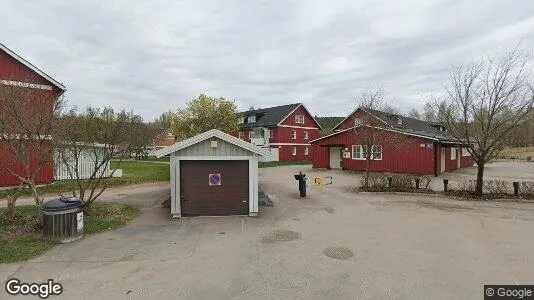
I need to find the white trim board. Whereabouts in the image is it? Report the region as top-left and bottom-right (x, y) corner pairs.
(155, 129), (271, 158)
(277, 125), (320, 130)
(0, 79), (53, 91)
(331, 107), (388, 132)
(270, 143), (311, 146)
(0, 43), (66, 91)
(310, 124), (441, 144)
(277, 104), (323, 129)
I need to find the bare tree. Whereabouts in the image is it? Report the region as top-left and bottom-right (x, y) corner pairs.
(437, 47), (534, 195)
(0, 80), (64, 219)
(423, 102), (436, 122)
(54, 107), (143, 207)
(407, 108), (421, 120)
(355, 88), (404, 188)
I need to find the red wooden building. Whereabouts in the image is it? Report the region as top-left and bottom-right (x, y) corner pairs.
(235, 103), (321, 161)
(310, 107), (474, 175)
(0, 43), (66, 186)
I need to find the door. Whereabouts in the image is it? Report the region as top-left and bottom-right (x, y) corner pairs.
(180, 160), (249, 216)
(440, 147), (446, 173)
(329, 147), (342, 169)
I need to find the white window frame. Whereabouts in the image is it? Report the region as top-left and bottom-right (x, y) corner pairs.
(372, 145), (383, 160)
(352, 145), (365, 160)
(247, 115), (256, 123)
(291, 130), (296, 140)
(295, 115), (305, 124)
(269, 129), (274, 138)
(462, 147), (470, 157)
(352, 145), (382, 160)
(292, 147), (297, 156)
(304, 147), (309, 155)
(249, 131), (253, 139)
(451, 147), (457, 160)
(239, 132), (244, 139)
(304, 131), (308, 140)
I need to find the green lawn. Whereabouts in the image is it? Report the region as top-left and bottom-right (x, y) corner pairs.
(0, 203), (138, 263)
(499, 147), (534, 160)
(0, 160), (170, 200)
(0, 159), (311, 200)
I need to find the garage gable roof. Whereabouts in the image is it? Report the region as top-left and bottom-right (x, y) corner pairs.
(155, 129), (271, 158)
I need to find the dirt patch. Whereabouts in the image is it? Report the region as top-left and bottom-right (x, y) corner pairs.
(261, 230), (301, 243)
(323, 246), (353, 260)
(322, 207), (335, 214)
(416, 201), (474, 212)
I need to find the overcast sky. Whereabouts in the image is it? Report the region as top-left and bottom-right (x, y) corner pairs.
(1, 0), (533, 120)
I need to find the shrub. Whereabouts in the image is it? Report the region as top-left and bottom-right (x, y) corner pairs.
(361, 173), (433, 192)
(484, 180), (509, 194)
(520, 181), (534, 195)
(457, 179), (476, 193)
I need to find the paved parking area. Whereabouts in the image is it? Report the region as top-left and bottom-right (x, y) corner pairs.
(1, 164), (534, 299)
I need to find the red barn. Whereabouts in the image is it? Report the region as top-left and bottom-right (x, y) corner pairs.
(310, 107), (474, 175)
(235, 103), (321, 161)
(0, 43), (66, 186)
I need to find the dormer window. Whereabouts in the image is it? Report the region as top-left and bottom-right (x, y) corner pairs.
(295, 115), (304, 124)
(247, 115), (256, 123)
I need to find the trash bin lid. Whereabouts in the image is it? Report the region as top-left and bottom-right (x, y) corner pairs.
(41, 197), (83, 211)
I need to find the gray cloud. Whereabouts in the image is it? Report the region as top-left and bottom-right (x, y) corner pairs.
(1, 0), (533, 120)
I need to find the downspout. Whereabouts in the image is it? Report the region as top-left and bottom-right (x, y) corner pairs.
(434, 142), (438, 177)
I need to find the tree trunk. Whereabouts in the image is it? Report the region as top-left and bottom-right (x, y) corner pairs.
(475, 162), (485, 195)
(364, 158), (370, 188)
(6, 195), (17, 220)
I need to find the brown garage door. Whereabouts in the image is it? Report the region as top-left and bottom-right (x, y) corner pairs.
(180, 160), (249, 216)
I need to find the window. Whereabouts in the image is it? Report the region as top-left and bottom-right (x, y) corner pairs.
(269, 130), (274, 138)
(451, 147), (457, 160)
(304, 131), (308, 139)
(352, 145), (382, 160)
(295, 115), (305, 124)
(352, 145), (366, 160)
(304, 147), (309, 155)
(238, 132), (244, 139)
(249, 131), (253, 139)
(462, 147), (470, 156)
(292, 147), (297, 156)
(372, 145), (383, 160)
(291, 130), (296, 139)
(247, 115), (256, 123)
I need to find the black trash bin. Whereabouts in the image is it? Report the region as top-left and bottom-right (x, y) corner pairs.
(41, 197), (84, 243)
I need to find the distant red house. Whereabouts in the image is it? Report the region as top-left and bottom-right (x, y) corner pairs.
(235, 103), (321, 161)
(0, 43), (66, 186)
(310, 107), (474, 175)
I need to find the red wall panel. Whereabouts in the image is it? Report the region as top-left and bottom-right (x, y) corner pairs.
(0, 140), (54, 186)
(311, 127), (436, 175)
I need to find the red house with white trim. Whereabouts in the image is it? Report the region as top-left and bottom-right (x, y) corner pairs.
(310, 107), (474, 175)
(0, 43), (66, 186)
(235, 103), (321, 161)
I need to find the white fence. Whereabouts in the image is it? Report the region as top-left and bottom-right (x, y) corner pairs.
(54, 149), (110, 181)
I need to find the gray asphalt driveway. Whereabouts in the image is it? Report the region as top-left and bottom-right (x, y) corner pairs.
(2, 165), (534, 299)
